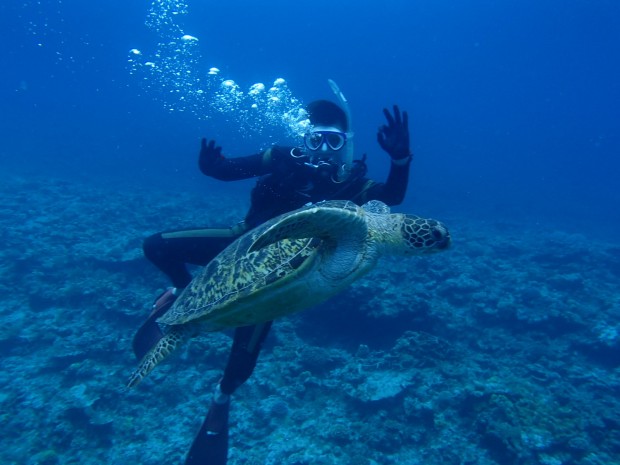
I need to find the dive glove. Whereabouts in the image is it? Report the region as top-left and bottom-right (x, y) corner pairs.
(377, 105), (411, 162)
(199, 138), (224, 174)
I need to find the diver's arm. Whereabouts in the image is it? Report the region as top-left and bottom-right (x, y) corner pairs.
(380, 158), (412, 205)
(354, 159), (411, 206)
(198, 138), (275, 181)
(373, 104), (412, 205)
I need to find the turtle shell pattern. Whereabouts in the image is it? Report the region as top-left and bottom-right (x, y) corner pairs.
(158, 200), (363, 328)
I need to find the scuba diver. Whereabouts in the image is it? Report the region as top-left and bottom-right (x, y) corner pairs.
(135, 83), (412, 464)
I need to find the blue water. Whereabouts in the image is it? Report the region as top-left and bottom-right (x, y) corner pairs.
(1, 1), (619, 464)
(3, 0), (619, 235)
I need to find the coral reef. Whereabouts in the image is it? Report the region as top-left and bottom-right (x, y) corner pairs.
(0, 174), (618, 465)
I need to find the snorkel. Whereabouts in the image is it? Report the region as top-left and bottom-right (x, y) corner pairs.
(327, 79), (354, 182)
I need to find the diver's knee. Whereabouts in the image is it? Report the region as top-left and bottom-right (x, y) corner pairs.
(143, 233), (164, 263)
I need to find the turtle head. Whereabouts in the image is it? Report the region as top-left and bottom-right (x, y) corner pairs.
(398, 215), (451, 254)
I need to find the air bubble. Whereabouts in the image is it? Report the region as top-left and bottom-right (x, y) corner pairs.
(129, 0), (309, 140)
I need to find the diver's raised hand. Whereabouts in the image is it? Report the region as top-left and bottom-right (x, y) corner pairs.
(377, 105), (411, 162)
(198, 138), (224, 174)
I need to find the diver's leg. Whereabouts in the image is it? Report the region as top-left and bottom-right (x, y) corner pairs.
(143, 228), (237, 288)
(135, 229), (238, 360)
(220, 322), (274, 395)
(185, 322), (273, 465)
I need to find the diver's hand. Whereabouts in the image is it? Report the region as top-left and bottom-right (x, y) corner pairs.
(377, 105), (411, 162)
(198, 138), (224, 174)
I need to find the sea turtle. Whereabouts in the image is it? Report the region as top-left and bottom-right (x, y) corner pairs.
(128, 200), (450, 387)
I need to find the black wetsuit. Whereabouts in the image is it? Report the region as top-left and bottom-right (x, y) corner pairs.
(142, 143), (411, 465)
(146, 144), (408, 378)
(144, 145), (410, 290)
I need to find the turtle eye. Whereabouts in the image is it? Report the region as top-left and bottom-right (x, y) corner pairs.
(432, 225), (444, 240)
(429, 224), (450, 249)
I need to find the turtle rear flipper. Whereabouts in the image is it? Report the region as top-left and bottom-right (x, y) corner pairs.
(127, 325), (190, 388)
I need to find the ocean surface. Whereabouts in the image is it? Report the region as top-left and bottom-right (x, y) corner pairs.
(1, 1), (619, 464)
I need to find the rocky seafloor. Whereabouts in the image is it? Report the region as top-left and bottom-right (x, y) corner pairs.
(0, 175), (618, 465)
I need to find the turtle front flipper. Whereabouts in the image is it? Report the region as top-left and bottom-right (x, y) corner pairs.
(248, 202), (366, 253)
(127, 325), (189, 388)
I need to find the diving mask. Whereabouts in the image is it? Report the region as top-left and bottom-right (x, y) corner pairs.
(304, 130), (347, 152)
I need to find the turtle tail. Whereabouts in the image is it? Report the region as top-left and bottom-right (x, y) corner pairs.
(127, 326), (189, 388)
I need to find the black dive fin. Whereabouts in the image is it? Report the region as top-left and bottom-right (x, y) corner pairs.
(132, 294), (175, 360)
(132, 315), (165, 360)
(185, 400), (230, 465)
